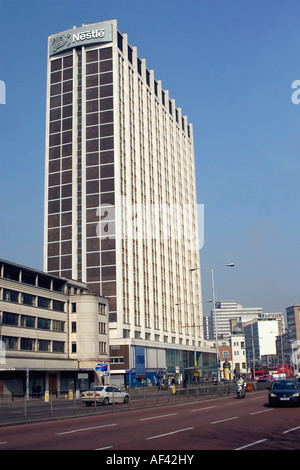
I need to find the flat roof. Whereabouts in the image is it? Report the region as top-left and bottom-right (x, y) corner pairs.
(0, 258), (87, 289)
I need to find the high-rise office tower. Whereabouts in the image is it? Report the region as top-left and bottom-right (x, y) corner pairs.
(44, 20), (210, 385)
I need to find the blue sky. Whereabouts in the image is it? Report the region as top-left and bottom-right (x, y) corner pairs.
(0, 0), (299, 316)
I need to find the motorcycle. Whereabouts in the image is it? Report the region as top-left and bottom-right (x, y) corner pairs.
(236, 382), (246, 399)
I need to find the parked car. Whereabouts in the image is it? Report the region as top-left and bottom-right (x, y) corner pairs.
(268, 380), (300, 407)
(81, 386), (129, 406)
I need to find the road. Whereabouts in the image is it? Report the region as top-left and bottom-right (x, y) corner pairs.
(0, 390), (300, 451)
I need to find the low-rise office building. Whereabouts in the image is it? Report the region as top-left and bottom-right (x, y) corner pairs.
(0, 259), (109, 396)
(230, 324), (247, 378)
(285, 305), (300, 375)
(244, 318), (279, 369)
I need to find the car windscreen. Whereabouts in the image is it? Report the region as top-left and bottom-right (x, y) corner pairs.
(272, 381), (296, 390)
(91, 387), (104, 391)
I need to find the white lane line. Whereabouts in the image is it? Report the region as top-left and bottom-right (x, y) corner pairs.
(56, 423), (117, 435)
(147, 427), (194, 440)
(0, 442), (7, 445)
(235, 439), (268, 450)
(95, 445), (114, 450)
(211, 416), (238, 425)
(250, 409), (273, 416)
(190, 405), (217, 412)
(140, 413), (178, 421)
(282, 425), (300, 434)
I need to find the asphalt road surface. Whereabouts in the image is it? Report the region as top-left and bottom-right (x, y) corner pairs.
(1, 390), (300, 451)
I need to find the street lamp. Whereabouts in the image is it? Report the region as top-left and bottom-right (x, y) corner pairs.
(190, 263), (235, 381)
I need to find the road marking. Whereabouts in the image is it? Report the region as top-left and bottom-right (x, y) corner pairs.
(250, 409), (273, 415)
(140, 413), (178, 421)
(190, 405), (217, 412)
(147, 427), (194, 440)
(211, 416), (238, 425)
(235, 439), (268, 450)
(56, 423), (117, 435)
(0, 442), (7, 445)
(282, 425), (300, 434)
(95, 445), (113, 450)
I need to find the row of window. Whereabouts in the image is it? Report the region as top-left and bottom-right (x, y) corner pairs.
(70, 321), (106, 334)
(49, 83), (113, 112)
(50, 55), (73, 72)
(2, 311), (64, 332)
(221, 350), (246, 359)
(70, 341), (107, 354)
(71, 302), (107, 316)
(2, 335), (64, 353)
(110, 356), (124, 363)
(49, 121), (114, 141)
(2, 334), (107, 355)
(48, 165), (114, 190)
(117, 33), (190, 137)
(86, 47), (112, 63)
(48, 135), (114, 157)
(122, 328), (193, 344)
(49, 126), (114, 148)
(85, 60), (113, 76)
(1, 267), (66, 292)
(2, 289), (65, 312)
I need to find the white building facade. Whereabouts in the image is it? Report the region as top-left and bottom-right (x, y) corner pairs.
(230, 326), (247, 378)
(0, 259), (109, 395)
(205, 300), (284, 341)
(244, 318), (279, 369)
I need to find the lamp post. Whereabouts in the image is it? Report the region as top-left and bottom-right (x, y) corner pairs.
(190, 263), (235, 382)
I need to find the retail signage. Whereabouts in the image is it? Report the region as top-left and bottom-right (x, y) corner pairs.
(49, 22), (112, 56)
(135, 346), (146, 378)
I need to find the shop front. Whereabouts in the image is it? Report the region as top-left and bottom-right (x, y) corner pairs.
(0, 369), (95, 397)
(110, 345), (217, 388)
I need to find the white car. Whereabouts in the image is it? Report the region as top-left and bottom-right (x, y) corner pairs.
(81, 385), (129, 406)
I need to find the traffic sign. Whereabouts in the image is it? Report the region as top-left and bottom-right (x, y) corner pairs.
(94, 363), (108, 372)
